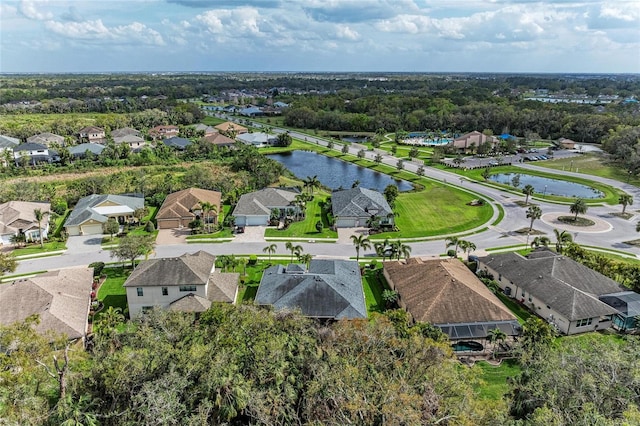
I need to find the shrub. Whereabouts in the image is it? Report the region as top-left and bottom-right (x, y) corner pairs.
(369, 259), (378, 269)
(51, 198), (68, 215)
(89, 261), (105, 277)
(145, 221), (155, 232)
(248, 254), (257, 265)
(447, 249), (456, 258)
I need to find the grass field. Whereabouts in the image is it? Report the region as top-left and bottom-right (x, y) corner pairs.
(96, 266), (130, 320)
(264, 193), (338, 239)
(473, 359), (522, 400)
(361, 266), (389, 314)
(12, 241), (67, 256)
(537, 154), (640, 187)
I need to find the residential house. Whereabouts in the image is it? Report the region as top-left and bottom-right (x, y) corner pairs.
(599, 291), (640, 332)
(13, 142), (58, 165)
(0, 201), (51, 245)
(255, 259), (367, 319)
(557, 138), (576, 150)
(236, 132), (277, 147)
(111, 127), (141, 138)
(214, 121), (248, 137)
(193, 123), (217, 137)
(79, 126), (106, 144)
(68, 143), (105, 159)
(478, 249), (622, 335)
(162, 136), (192, 151)
(331, 187), (393, 228)
(203, 132), (235, 148)
(149, 125), (179, 140)
(113, 134), (147, 150)
(450, 131), (499, 153)
(123, 251), (239, 317)
(0, 267), (94, 343)
(383, 258), (520, 340)
(156, 188), (222, 229)
(64, 194), (144, 236)
(27, 132), (65, 147)
(233, 188), (300, 227)
(240, 106), (264, 117)
(273, 101), (289, 108)
(0, 134), (20, 166)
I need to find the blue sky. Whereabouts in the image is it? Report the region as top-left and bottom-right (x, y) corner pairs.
(1, 0), (638, 73)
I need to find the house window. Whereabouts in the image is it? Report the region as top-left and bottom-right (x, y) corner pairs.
(162, 287), (168, 296)
(137, 287), (144, 297)
(576, 318), (593, 327)
(179, 285), (197, 292)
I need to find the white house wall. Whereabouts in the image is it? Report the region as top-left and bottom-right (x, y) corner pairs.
(126, 285), (207, 317)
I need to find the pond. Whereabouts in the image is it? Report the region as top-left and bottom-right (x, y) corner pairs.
(488, 173), (603, 199)
(268, 150), (413, 192)
(341, 136), (369, 143)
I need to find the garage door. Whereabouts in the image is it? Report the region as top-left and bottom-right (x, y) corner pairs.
(81, 223), (104, 235)
(246, 216), (268, 226)
(66, 226), (81, 236)
(157, 219), (180, 229)
(336, 218), (357, 228)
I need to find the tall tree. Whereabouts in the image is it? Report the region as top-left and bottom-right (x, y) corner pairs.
(199, 201), (216, 233)
(350, 234), (371, 263)
(110, 234), (155, 268)
(553, 229), (573, 253)
(522, 184), (535, 205)
(263, 243), (277, 263)
(285, 241), (303, 264)
(619, 193), (633, 214)
(569, 198), (587, 221)
(102, 220), (120, 241)
(33, 208), (45, 248)
(526, 205), (542, 232)
(0, 252), (17, 276)
(445, 236), (460, 256)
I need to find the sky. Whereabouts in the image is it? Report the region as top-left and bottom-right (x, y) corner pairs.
(1, 0), (639, 74)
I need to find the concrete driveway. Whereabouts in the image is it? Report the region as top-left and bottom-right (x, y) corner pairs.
(156, 229), (190, 245)
(66, 234), (104, 254)
(233, 226), (266, 243)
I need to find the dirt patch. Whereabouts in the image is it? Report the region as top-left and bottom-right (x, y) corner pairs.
(610, 212), (633, 220)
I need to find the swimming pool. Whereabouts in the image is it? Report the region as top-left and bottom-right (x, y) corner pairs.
(451, 341), (484, 352)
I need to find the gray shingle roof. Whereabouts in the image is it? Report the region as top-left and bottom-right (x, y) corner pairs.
(14, 142), (48, 152)
(65, 194), (144, 227)
(331, 187), (392, 219)
(68, 143), (105, 156)
(0, 134), (20, 149)
(255, 259), (367, 319)
(233, 188), (299, 217)
(124, 251), (215, 287)
(163, 137), (191, 150)
(479, 249), (622, 320)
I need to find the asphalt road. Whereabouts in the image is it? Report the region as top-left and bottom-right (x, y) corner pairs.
(14, 126), (640, 274)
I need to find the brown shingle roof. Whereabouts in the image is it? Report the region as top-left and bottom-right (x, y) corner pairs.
(207, 272), (239, 303)
(0, 267), (93, 339)
(156, 188), (221, 221)
(203, 133), (235, 146)
(124, 251), (215, 287)
(384, 258), (517, 325)
(214, 121), (248, 135)
(0, 201), (50, 235)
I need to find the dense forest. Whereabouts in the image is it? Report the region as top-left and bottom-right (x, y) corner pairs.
(2, 306), (638, 425)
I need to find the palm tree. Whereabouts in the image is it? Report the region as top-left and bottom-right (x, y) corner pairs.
(569, 198), (587, 221)
(396, 241), (411, 260)
(263, 243), (277, 263)
(298, 253), (313, 268)
(487, 328), (507, 358)
(522, 184), (535, 205)
(526, 205), (542, 232)
(619, 194), (633, 214)
(530, 236), (550, 249)
(304, 175), (320, 194)
(445, 236), (460, 257)
(459, 240), (477, 260)
(350, 234), (371, 263)
(33, 208), (44, 248)
(553, 228), (573, 253)
(285, 241), (302, 263)
(199, 201), (216, 233)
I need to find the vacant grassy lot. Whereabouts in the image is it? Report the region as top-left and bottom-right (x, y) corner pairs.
(537, 154), (640, 187)
(96, 266), (130, 320)
(372, 185), (493, 239)
(473, 359), (522, 400)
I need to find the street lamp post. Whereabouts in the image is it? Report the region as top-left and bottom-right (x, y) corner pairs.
(543, 185), (547, 197)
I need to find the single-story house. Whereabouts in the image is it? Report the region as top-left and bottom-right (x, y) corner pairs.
(599, 291), (640, 332)
(113, 134), (147, 150)
(0, 134), (20, 167)
(450, 131), (499, 153)
(255, 259), (367, 319)
(68, 143), (105, 158)
(383, 258), (520, 340)
(149, 125), (179, 140)
(124, 251), (239, 317)
(0, 201), (51, 245)
(478, 249), (622, 335)
(203, 132), (235, 148)
(236, 132), (277, 147)
(233, 188), (300, 227)
(273, 101), (289, 108)
(214, 121), (248, 137)
(557, 138), (576, 149)
(0, 267), (94, 343)
(193, 123), (217, 137)
(111, 127), (141, 138)
(64, 194), (144, 236)
(240, 106), (264, 117)
(331, 187), (393, 228)
(162, 136), (192, 150)
(156, 188), (222, 229)
(79, 126), (106, 144)
(27, 132), (65, 147)
(13, 142), (58, 165)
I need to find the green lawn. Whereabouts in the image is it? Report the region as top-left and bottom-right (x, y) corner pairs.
(494, 292), (533, 325)
(12, 241), (67, 256)
(371, 185), (493, 239)
(361, 266), (389, 314)
(537, 154), (640, 187)
(186, 228), (234, 240)
(95, 266), (130, 320)
(102, 228), (159, 246)
(473, 359), (522, 400)
(264, 193), (338, 239)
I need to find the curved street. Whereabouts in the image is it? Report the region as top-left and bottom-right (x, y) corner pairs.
(14, 130), (640, 274)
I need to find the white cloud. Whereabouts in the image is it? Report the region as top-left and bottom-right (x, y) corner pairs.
(599, 3), (640, 22)
(45, 19), (165, 46)
(336, 25), (359, 40)
(19, 0), (53, 20)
